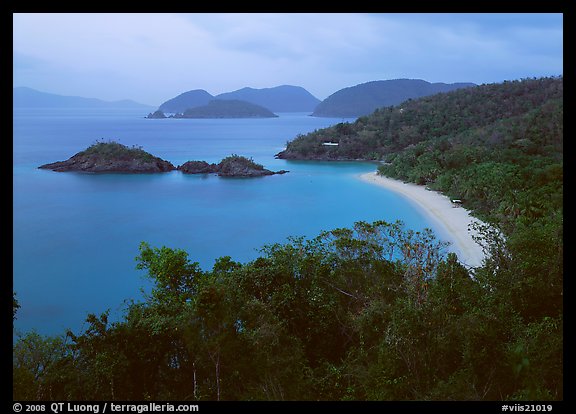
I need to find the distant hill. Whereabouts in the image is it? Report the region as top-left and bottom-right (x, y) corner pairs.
(13, 87), (153, 109)
(172, 99), (278, 119)
(158, 89), (214, 113)
(312, 79), (475, 117)
(215, 85), (321, 112)
(158, 85), (320, 114)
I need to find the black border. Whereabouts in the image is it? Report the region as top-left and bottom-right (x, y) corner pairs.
(7, 2), (569, 410)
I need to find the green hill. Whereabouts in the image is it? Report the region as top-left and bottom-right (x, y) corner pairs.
(280, 77), (561, 162)
(173, 99), (278, 118)
(279, 76), (562, 229)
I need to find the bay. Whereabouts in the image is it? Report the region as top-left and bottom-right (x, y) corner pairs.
(13, 108), (436, 336)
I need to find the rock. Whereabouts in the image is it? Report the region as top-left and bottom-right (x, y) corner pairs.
(177, 160), (219, 174)
(146, 110), (167, 119)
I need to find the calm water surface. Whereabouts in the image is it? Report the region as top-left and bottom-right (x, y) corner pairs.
(13, 108), (439, 336)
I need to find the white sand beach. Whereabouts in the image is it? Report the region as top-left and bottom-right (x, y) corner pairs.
(359, 172), (487, 268)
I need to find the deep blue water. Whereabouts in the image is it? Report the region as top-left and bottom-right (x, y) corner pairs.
(13, 108), (438, 337)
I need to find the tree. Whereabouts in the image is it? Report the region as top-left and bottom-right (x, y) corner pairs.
(13, 291), (20, 321)
(13, 332), (69, 400)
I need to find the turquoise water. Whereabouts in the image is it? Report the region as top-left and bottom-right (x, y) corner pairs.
(13, 109), (435, 336)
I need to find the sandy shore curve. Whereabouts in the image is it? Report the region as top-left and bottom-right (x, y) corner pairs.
(358, 172), (486, 268)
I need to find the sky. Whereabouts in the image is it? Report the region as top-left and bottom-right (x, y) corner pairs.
(13, 13), (563, 107)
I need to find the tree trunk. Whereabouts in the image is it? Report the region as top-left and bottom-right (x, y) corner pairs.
(215, 353), (221, 401)
(193, 361), (198, 400)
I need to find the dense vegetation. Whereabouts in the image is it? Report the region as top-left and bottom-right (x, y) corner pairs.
(280, 77), (561, 161)
(218, 154), (266, 174)
(13, 218), (562, 400)
(279, 76), (563, 226)
(178, 155), (286, 177)
(78, 141), (159, 162)
(14, 77), (562, 401)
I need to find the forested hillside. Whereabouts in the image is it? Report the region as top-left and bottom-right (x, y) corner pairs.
(279, 77), (561, 162)
(278, 77), (562, 228)
(13, 77), (563, 401)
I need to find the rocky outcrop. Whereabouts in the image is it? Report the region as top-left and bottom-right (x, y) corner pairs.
(39, 142), (175, 173)
(146, 110), (167, 119)
(177, 161), (219, 174)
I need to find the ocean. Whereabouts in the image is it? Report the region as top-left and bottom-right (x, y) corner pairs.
(13, 108), (435, 336)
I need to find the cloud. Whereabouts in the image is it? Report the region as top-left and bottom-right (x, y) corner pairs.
(14, 14), (209, 73)
(12, 13), (563, 105)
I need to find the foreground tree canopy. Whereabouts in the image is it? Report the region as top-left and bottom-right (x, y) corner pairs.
(14, 77), (562, 401)
(13, 218), (562, 400)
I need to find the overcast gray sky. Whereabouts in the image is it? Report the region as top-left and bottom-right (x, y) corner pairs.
(13, 13), (563, 106)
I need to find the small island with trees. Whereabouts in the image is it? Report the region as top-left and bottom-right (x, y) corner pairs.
(147, 99), (278, 119)
(38, 140), (176, 173)
(39, 141), (287, 177)
(179, 155), (288, 177)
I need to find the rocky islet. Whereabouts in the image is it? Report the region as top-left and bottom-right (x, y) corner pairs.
(39, 142), (287, 177)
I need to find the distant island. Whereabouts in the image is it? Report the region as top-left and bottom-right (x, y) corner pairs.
(158, 89), (214, 113)
(311, 79), (475, 117)
(215, 85), (321, 113)
(39, 142), (287, 177)
(38, 141), (176, 173)
(149, 100), (278, 119)
(158, 85), (320, 114)
(13, 87), (153, 109)
(179, 155), (288, 177)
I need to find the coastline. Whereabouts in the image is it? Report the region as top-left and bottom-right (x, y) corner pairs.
(358, 172), (486, 268)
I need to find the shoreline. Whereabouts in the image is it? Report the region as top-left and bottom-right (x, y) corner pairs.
(358, 172), (486, 268)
